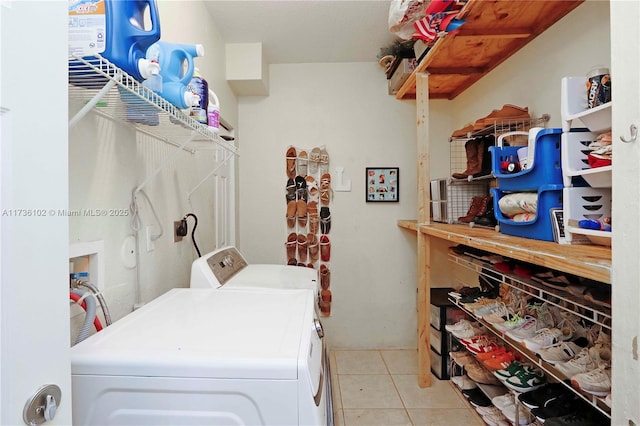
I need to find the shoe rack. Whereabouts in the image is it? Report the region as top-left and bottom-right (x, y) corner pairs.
(285, 146), (333, 316)
(446, 248), (612, 423)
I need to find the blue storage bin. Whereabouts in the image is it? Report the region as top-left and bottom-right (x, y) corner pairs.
(491, 184), (564, 242)
(490, 128), (563, 190)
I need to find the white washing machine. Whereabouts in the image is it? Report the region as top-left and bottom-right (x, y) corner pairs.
(71, 288), (330, 425)
(190, 246), (320, 304)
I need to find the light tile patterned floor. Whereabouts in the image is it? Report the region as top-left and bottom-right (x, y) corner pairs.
(330, 349), (483, 426)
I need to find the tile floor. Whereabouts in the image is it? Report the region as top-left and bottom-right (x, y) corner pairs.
(329, 349), (483, 426)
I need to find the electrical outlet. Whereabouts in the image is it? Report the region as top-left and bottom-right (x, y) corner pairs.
(145, 225), (155, 252)
(174, 221), (184, 242)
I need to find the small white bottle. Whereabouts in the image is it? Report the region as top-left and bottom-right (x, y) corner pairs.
(208, 89), (220, 133)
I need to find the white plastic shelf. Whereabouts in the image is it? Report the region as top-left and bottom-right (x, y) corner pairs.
(563, 187), (612, 246)
(562, 131), (612, 188)
(561, 76), (612, 133)
(68, 54), (238, 156)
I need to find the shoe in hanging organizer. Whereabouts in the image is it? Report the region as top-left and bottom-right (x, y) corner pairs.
(308, 234), (319, 261)
(296, 199), (308, 228)
(286, 201), (297, 228)
(319, 264), (330, 290)
(297, 150), (308, 177)
(319, 173), (331, 206)
(286, 178), (296, 203)
(286, 232), (297, 259)
(286, 146), (297, 179)
(320, 207), (331, 234)
(309, 147), (321, 174)
(319, 147), (329, 175)
(297, 234), (308, 262)
(320, 235), (330, 262)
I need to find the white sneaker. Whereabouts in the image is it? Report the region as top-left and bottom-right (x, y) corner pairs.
(571, 366), (611, 396)
(445, 319), (474, 333)
(494, 313), (528, 333)
(449, 322), (485, 339)
(491, 393), (514, 410)
(555, 347), (597, 377)
(482, 412), (510, 426)
(505, 316), (538, 342)
(536, 341), (582, 364)
(522, 327), (564, 352)
(451, 374), (477, 391)
(500, 400), (533, 425)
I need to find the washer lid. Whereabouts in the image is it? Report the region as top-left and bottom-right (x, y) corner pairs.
(227, 264), (319, 292)
(71, 289), (313, 380)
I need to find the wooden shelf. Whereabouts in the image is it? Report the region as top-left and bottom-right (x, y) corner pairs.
(395, 0), (584, 100)
(418, 222), (611, 283)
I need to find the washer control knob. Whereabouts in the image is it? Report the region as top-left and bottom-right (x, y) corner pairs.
(222, 255), (234, 267)
(313, 318), (324, 338)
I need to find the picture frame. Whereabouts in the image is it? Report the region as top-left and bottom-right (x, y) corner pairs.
(366, 167), (399, 202)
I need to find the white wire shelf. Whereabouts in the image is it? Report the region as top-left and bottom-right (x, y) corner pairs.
(447, 290), (611, 419)
(448, 252), (611, 329)
(68, 54), (238, 156)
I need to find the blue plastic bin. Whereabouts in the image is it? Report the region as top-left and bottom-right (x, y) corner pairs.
(490, 128), (563, 191)
(491, 184), (564, 242)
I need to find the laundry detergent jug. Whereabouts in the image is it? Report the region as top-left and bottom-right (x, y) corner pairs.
(68, 0), (161, 84)
(144, 41), (205, 109)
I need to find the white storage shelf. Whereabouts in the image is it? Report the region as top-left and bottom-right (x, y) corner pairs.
(562, 131), (612, 188)
(561, 76), (612, 133)
(563, 187), (612, 246)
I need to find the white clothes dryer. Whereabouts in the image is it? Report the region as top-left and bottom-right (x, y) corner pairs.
(71, 288), (331, 425)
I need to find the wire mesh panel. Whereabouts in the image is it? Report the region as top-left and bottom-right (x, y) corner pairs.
(431, 179), (489, 224)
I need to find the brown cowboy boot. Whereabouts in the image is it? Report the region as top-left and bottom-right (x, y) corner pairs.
(452, 138), (481, 179)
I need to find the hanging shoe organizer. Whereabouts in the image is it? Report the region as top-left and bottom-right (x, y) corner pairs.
(285, 145), (332, 317)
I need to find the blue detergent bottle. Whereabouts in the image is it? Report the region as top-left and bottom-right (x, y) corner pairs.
(69, 0), (161, 84)
(144, 41), (205, 109)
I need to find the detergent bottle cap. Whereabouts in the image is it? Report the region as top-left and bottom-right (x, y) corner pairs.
(195, 44), (205, 57)
(184, 91), (201, 108)
(138, 58), (161, 79)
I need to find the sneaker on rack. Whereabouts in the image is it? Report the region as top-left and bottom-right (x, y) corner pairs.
(451, 374), (478, 391)
(494, 360), (526, 379)
(544, 409), (610, 426)
(491, 393), (514, 411)
(571, 366), (611, 396)
(504, 366), (547, 392)
(482, 412), (510, 426)
(466, 361), (503, 385)
(517, 382), (571, 409)
(449, 322), (486, 340)
(530, 392), (582, 424)
(462, 296), (500, 311)
(465, 336), (501, 354)
(475, 405), (502, 416)
(483, 351), (517, 371)
(500, 399), (533, 425)
(554, 348), (598, 378)
(536, 341), (583, 365)
(522, 327), (564, 352)
(505, 316), (539, 342)
(449, 350), (476, 367)
(476, 346), (508, 361)
(474, 301), (506, 318)
(445, 318), (475, 333)
(493, 313), (529, 333)
(464, 387), (493, 407)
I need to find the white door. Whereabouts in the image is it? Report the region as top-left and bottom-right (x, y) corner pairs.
(0, 2), (72, 424)
(610, 1), (640, 424)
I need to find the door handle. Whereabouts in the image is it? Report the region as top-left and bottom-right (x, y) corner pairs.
(620, 124), (638, 143)
(23, 384), (61, 425)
